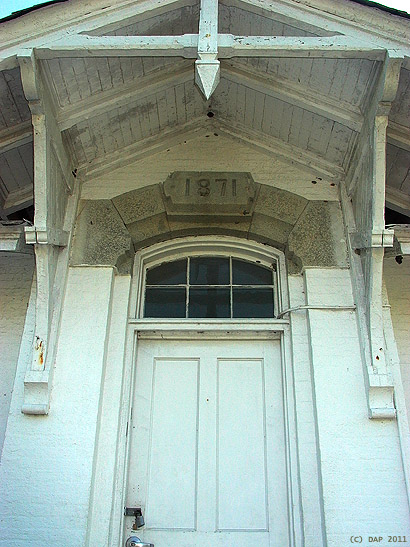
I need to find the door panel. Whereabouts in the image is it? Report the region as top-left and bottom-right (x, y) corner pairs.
(125, 338), (288, 546)
(217, 359), (267, 531)
(147, 358), (199, 530)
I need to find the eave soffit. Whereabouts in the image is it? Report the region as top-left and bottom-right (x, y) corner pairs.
(0, 0), (409, 72)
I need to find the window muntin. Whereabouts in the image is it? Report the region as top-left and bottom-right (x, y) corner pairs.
(143, 256), (276, 318)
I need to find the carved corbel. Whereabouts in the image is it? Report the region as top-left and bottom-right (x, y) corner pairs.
(343, 50), (403, 419)
(195, 0), (220, 99)
(18, 50), (77, 414)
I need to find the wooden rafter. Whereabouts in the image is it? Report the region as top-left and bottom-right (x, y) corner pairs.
(223, 61), (363, 132)
(387, 122), (410, 153)
(214, 117), (344, 179)
(81, 117), (209, 181)
(1, 0), (409, 72)
(3, 184), (33, 213)
(76, 111), (346, 183)
(234, 0), (410, 57)
(53, 60), (193, 131)
(0, 121), (32, 154)
(52, 59), (366, 134)
(385, 186), (410, 215)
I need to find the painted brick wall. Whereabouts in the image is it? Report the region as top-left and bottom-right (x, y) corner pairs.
(0, 266), (114, 547)
(305, 268), (410, 546)
(0, 252), (34, 454)
(384, 256), (410, 420)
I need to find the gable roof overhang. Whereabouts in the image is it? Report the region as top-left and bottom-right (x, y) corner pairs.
(0, 0), (409, 221)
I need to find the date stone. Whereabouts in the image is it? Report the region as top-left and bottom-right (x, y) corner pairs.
(161, 171), (257, 219)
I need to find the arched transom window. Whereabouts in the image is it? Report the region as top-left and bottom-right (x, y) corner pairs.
(143, 256), (277, 318)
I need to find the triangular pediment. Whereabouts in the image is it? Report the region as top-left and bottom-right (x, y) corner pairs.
(82, 130), (337, 201)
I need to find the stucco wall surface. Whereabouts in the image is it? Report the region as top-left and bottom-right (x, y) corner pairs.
(384, 256), (410, 420)
(0, 267), (114, 547)
(0, 252), (33, 455)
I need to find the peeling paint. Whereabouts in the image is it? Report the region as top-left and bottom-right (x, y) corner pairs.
(34, 336), (44, 368)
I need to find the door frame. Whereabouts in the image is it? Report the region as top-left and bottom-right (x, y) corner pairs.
(108, 236), (303, 546)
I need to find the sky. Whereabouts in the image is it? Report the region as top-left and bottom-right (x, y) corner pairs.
(0, 0), (409, 19)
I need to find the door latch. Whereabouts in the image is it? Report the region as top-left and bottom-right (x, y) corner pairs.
(124, 507), (145, 530)
(125, 537), (154, 547)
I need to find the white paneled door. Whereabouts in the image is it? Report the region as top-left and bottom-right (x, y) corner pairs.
(125, 338), (289, 546)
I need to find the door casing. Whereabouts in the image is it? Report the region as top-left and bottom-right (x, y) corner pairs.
(106, 237), (303, 547)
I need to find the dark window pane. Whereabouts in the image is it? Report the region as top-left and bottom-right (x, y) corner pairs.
(189, 288), (230, 318)
(144, 288), (186, 317)
(232, 259), (273, 285)
(233, 288), (274, 318)
(146, 259), (187, 285)
(190, 257), (229, 285)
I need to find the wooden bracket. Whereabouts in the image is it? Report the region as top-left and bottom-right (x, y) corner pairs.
(342, 50), (403, 419)
(18, 50), (78, 415)
(350, 229), (394, 250)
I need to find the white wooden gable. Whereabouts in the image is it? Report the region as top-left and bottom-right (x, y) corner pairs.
(0, 0), (409, 217)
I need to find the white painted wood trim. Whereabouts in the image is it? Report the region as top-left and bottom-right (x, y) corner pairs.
(33, 34), (387, 60)
(130, 235), (289, 319)
(0, 224), (31, 252)
(130, 318), (288, 330)
(387, 122), (410, 153)
(198, 0), (218, 58)
(3, 184), (33, 214)
(382, 292), (410, 509)
(385, 187), (410, 216)
(21, 178), (81, 414)
(55, 60), (192, 131)
(217, 34), (385, 59)
(81, 118), (209, 182)
(36, 34), (199, 59)
(81, 115), (346, 184)
(233, 0), (410, 55)
(1, 0), (410, 71)
(340, 181), (396, 419)
(0, 121), (32, 154)
(215, 118), (344, 180)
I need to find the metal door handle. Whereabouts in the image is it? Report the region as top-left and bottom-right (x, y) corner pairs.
(125, 536), (154, 547)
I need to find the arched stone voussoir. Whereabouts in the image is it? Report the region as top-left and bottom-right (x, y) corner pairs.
(70, 176), (348, 272)
(70, 199), (133, 267)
